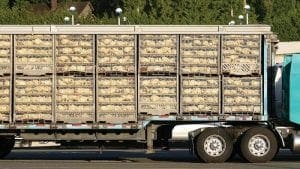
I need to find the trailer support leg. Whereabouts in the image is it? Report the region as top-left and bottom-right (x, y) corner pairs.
(146, 124), (158, 154)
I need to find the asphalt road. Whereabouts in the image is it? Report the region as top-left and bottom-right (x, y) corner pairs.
(0, 149), (300, 169)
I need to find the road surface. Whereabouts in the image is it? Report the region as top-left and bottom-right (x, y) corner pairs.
(0, 149), (300, 169)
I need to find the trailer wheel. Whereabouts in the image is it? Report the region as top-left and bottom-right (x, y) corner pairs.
(195, 128), (233, 163)
(0, 137), (15, 158)
(240, 127), (278, 163)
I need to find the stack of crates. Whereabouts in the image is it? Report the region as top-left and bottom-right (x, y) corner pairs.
(0, 35), (11, 123)
(97, 35), (136, 123)
(55, 35), (94, 123)
(139, 35), (178, 116)
(14, 35), (53, 123)
(180, 35), (220, 115)
(221, 35), (262, 116)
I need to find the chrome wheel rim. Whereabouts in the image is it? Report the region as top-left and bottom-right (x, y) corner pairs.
(248, 134), (270, 157)
(203, 135), (226, 157)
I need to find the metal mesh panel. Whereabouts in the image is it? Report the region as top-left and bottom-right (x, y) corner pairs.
(222, 34), (261, 75)
(180, 35), (219, 75)
(223, 77), (262, 115)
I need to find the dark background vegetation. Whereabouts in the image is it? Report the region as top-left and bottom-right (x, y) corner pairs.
(1, 0), (299, 41)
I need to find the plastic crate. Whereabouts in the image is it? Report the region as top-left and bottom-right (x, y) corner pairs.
(97, 76), (135, 103)
(97, 112), (136, 124)
(139, 35), (178, 74)
(15, 35), (53, 75)
(180, 35), (219, 75)
(14, 76), (53, 122)
(139, 76), (178, 115)
(55, 75), (95, 123)
(181, 76), (220, 115)
(0, 76), (11, 122)
(0, 35), (12, 75)
(97, 35), (135, 74)
(55, 111), (94, 124)
(221, 34), (261, 75)
(222, 76), (262, 115)
(97, 76), (137, 123)
(97, 103), (136, 123)
(56, 35), (94, 73)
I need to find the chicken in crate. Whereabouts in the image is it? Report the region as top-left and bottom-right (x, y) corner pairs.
(140, 35), (177, 75)
(180, 35), (219, 75)
(14, 77), (53, 123)
(181, 76), (220, 115)
(97, 76), (136, 124)
(0, 76), (11, 122)
(0, 35), (11, 75)
(222, 34), (261, 75)
(223, 77), (262, 115)
(56, 35), (94, 74)
(97, 35), (135, 75)
(56, 75), (94, 123)
(139, 77), (178, 116)
(15, 35), (53, 75)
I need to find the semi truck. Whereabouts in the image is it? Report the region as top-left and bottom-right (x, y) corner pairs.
(0, 25), (297, 163)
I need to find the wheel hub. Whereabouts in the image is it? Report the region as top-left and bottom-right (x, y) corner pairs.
(248, 134), (270, 157)
(204, 135), (226, 157)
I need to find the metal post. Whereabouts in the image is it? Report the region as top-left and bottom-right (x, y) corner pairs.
(71, 14), (74, 25)
(118, 16), (121, 25)
(146, 124), (158, 154)
(244, 4), (250, 25)
(69, 6), (76, 25)
(115, 8), (122, 25)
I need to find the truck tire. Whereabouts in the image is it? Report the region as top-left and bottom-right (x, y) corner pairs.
(195, 128), (233, 163)
(240, 127), (278, 163)
(0, 137), (15, 158)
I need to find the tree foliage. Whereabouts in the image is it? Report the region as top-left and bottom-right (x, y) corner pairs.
(0, 0), (298, 41)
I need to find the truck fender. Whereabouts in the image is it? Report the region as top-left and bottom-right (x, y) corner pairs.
(186, 124), (223, 155)
(273, 127), (286, 148)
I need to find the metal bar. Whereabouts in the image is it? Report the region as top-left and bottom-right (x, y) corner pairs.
(95, 34), (98, 123)
(52, 34), (55, 123)
(12, 34), (16, 123)
(9, 34), (13, 123)
(176, 34), (180, 116)
(134, 34), (138, 122)
(92, 34), (96, 123)
(263, 38), (268, 118)
(0, 25), (271, 35)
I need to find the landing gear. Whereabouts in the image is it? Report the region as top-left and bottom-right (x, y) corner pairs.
(195, 128), (233, 163)
(0, 136), (15, 158)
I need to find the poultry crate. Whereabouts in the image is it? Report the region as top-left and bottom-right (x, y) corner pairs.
(221, 34), (261, 76)
(139, 35), (178, 75)
(0, 76), (11, 123)
(222, 76), (262, 115)
(97, 76), (137, 123)
(97, 35), (136, 75)
(181, 76), (220, 115)
(14, 76), (53, 123)
(55, 34), (94, 74)
(55, 75), (95, 123)
(97, 111), (136, 124)
(139, 76), (178, 116)
(0, 35), (12, 75)
(15, 35), (53, 75)
(180, 35), (220, 75)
